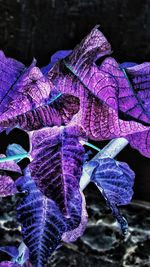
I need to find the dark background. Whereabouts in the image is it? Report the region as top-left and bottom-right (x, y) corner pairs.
(0, 0), (150, 201)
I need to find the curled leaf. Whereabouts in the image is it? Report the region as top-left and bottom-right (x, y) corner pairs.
(90, 157), (135, 234)
(48, 27), (150, 157)
(62, 191), (88, 242)
(41, 50), (72, 75)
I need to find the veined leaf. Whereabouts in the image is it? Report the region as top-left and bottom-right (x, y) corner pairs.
(0, 51), (52, 126)
(16, 168), (87, 265)
(0, 154), (21, 197)
(90, 157), (135, 234)
(0, 94), (80, 132)
(62, 191), (88, 243)
(127, 129), (150, 158)
(48, 27), (150, 157)
(125, 62), (150, 123)
(29, 125), (85, 216)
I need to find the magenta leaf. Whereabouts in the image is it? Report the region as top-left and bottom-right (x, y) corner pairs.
(16, 168), (85, 265)
(29, 125), (85, 216)
(48, 28), (150, 157)
(90, 157), (135, 234)
(0, 93), (80, 132)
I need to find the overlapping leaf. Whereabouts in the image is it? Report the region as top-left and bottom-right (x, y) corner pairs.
(41, 50), (72, 75)
(125, 62), (150, 122)
(90, 157), (135, 234)
(48, 27), (150, 157)
(62, 191), (88, 242)
(0, 243), (29, 267)
(0, 93), (80, 131)
(0, 154), (21, 197)
(16, 168), (87, 265)
(127, 129), (150, 158)
(29, 125), (85, 216)
(0, 51), (52, 126)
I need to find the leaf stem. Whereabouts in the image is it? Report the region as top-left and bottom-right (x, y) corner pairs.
(80, 137), (129, 190)
(81, 140), (101, 152)
(0, 153), (28, 163)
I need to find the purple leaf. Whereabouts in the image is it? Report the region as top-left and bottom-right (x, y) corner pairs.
(0, 94), (80, 131)
(48, 28), (150, 157)
(41, 50), (72, 75)
(0, 262), (20, 267)
(29, 125), (85, 216)
(49, 59), (149, 142)
(0, 175), (16, 197)
(120, 62), (137, 68)
(62, 191), (88, 242)
(127, 129), (150, 158)
(16, 168), (85, 265)
(91, 157), (135, 234)
(0, 51), (52, 125)
(0, 154), (22, 197)
(125, 62), (150, 122)
(0, 154), (22, 173)
(0, 50), (25, 98)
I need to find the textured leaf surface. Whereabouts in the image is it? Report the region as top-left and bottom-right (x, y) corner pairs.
(29, 125), (85, 215)
(0, 154), (21, 197)
(48, 27), (150, 157)
(0, 94), (80, 131)
(127, 129), (150, 157)
(63, 31), (150, 124)
(91, 157), (135, 234)
(0, 51), (52, 125)
(62, 191), (88, 243)
(0, 154), (21, 173)
(125, 62), (150, 123)
(0, 50), (25, 97)
(16, 168), (85, 265)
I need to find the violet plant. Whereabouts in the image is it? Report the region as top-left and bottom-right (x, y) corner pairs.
(0, 25), (149, 266)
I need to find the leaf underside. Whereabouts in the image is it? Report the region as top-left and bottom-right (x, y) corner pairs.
(16, 168), (86, 265)
(91, 157), (135, 234)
